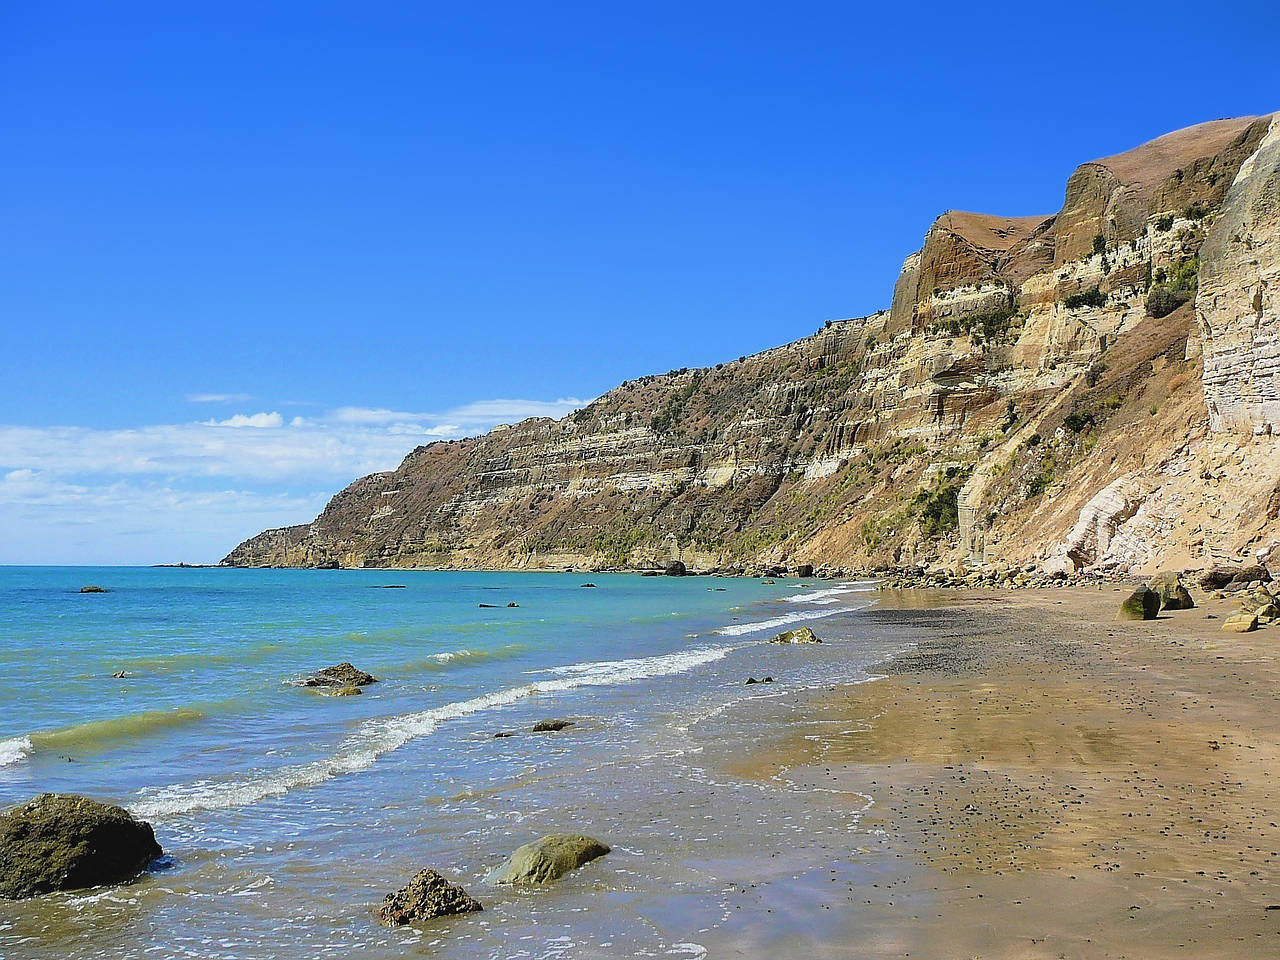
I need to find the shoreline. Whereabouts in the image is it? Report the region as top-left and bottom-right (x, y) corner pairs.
(696, 584), (1280, 957)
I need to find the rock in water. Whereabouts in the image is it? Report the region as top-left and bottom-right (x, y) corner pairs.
(1116, 587), (1161, 621)
(79, 585), (106, 594)
(1147, 572), (1195, 610)
(0, 793), (162, 899)
(300, 662), (378, 687)
(769, 626), (821, 644)
(664, 560), (686, 577)
(488, 835), (610, 884)
(377, 868), (482, 925)
(532, 719), (574, 732)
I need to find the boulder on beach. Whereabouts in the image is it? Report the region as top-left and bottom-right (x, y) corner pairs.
(1222, 610), (1260, 632)
(300, 662), (378, 687)
(532, 719), (574, 733)
(794, 564), (814, 578)
(1147, 572), (1195, 610)
(377, 868), (482, 925)
(0, 793), (162, 899)
(769, 626), (821, 644)
(665, 560), (686, 577)
(488, 834), (610, 885)
(1199, 566), (1240, 590)
(79, 585), (107, 594)
(1116, 587), (1160, 621)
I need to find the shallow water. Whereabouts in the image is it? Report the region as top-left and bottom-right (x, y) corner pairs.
(0, 567), (890, 958)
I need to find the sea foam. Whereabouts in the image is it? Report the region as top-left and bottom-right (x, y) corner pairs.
(133, 644), (734, 818)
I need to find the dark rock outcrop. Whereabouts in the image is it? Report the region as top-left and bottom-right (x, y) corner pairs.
(664, 560), (686, 576)
(79, 585), (106, 594)
(532, 719), (574, 733)
(300, 662), (378, 687)
(377, 868), (482, 925)
(0, 794), (162, 899)
(488, 834), (610, 884)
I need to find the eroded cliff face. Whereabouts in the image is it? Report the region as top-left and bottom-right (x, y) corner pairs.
(225, 113), (1280, 575)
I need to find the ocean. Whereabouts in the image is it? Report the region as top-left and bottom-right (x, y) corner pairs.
(0, 567), (891, 959)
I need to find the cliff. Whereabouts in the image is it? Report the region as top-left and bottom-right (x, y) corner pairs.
(225, 113), (1280, 576)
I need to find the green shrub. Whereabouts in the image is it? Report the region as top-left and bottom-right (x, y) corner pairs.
(1063, 410), (1094, 433)
(1064, 286), (1106, 310)
(1092, 233), (1106, 255)
(1155, 215), (1174, 232)
(1183, 202), (1208, 221)
(1146, 286), (1189, 319)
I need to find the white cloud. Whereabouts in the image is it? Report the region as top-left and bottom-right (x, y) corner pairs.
(187, 392), (252, 403)
(203, 411), (285, 429)
(0, 393), (592, 563)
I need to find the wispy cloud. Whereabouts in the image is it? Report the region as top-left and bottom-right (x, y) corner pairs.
(0, 394), (591, 563)
(203, 412), (284, 429)
(186, 392), (252, 403)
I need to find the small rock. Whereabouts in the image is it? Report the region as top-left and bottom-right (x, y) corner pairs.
(532, 719), (574, 733)
(488, 835), (610, 884)
(493, 731), (516, 738)
(79, 585), (107, 594)
(745, 677), (758, 685)
(580, 583), (597, 588)
(507, 602), (519, 608)
(377, 868), (482, 925)
(769, 626), (821, 644)
(330, 686), (362, 696)
(110, 670), (126, 679)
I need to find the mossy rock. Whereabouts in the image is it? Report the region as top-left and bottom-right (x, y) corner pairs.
(488, 834), (610, 885)
(1116, 587), (1160, 621)
(0, 794), (162, 899)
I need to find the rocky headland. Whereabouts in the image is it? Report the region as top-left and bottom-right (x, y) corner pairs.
(224, 114), (1280, 582)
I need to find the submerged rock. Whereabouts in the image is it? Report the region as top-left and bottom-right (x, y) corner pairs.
(1147, 572), (1195, 610)
(769, 626), (821, 644)
(300, 662), (378, 687)
(377, 868), (482, 925)
(488, 834), (610, 884)
(0, 793), (162, 899)
(1116, 587), (1160, 621)
(532, 719), (574, 733)
(330, 686), (362, 696)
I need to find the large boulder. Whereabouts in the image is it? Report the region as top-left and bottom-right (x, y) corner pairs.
(794, 564), (815, 578)
(1116, 586), (1161, 621)
(1147, 572), (1195, 610)
(377, 868), (482, 925)
(488, 834), (610, 885)
(769, 626), (821, 644)
(664, 560), (686, 577)
(300, 662), (378, 687)
(0, 793), (162, 899)
(1199, 565), (1241, 590)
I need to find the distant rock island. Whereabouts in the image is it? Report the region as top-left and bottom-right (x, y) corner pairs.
(224, 113), (1280, 577)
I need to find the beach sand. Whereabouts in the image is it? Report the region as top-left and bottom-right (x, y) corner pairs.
(701, 585), (1280, 958)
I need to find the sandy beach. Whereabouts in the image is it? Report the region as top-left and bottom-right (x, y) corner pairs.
(699, 584), (1280, 958)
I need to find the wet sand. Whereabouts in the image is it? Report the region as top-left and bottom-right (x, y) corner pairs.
(706, 585), (1280, 958)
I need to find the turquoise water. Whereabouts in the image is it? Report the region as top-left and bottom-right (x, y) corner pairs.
(0, 567), (886, 959)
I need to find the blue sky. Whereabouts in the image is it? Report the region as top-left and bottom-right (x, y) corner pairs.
(1, 1), (1277, 564)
